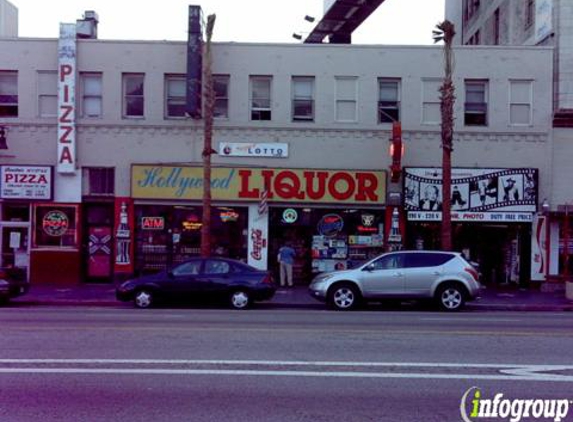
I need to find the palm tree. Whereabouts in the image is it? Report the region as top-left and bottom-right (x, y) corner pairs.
(433, 20), (456, 251)
(201, 14), (217, 258)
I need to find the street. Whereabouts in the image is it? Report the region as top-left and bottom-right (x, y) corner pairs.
(1, 307), (572, 422)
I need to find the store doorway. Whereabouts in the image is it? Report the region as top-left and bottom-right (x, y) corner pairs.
(0, 224), (30, 281)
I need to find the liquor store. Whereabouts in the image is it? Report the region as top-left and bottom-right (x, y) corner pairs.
(129, 164), (388, 282)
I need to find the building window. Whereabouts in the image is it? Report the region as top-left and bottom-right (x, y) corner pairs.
(80, 72), (102, 118)
(378, 78), (400, 123)
(292, 76), (314, 122)
(82, 167), (115, 196)
(421, 79), (441, 125)
(509, 80), (533, 126)
(250, 76), (271, 121)
(123, 73), (144, 118)
(33, 204), (79, 248)
(213, 75), (229, 119)
(525, 0), (535, 28)
(38, 71), (57, 118)
(464, 0), (481, 22)
(464, 80), (488, 126)
(335, 76), (358, 122)
(494, 8), (500, 45)
(165, 75), (186, 118)
(0, 71), (18, 117)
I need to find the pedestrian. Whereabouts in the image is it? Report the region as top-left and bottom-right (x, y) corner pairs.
(277, 242), (296, 288)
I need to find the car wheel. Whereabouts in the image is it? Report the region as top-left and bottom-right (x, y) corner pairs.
(436, 283), (466, 311)
(328, 283), (360, 311)
(134, 289), (154, 309)
(230, 289), (251, 310)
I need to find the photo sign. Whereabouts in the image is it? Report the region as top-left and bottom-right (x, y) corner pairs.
(404, 167), (538, 222)
(0, 166), (53, 200)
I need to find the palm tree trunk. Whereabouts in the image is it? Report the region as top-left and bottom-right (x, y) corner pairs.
(201, 14), (216, 258)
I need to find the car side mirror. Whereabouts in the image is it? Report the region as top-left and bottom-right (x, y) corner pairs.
(363, 264), (375, 272)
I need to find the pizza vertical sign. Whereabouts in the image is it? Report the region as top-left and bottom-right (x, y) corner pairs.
(57, 23), (77, 174)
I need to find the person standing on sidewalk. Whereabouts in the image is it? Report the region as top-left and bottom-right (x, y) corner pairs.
(277, 242), (296, 288)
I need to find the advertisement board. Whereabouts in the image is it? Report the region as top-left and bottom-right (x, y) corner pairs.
(404, 167), (537, 222)
(0, 166), (53, 200)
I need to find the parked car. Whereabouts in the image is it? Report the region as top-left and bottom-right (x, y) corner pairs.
(116, 257), (276, 309)
(309, 250), (481, 311)
(0, 267), (29, 304)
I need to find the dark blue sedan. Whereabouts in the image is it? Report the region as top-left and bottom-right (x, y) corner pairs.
(116, 258), (276, 309)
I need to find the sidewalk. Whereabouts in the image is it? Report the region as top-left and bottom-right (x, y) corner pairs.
(8, 283), (573, 311)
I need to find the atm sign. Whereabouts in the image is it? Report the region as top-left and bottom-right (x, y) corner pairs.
(141, 217), (165, 230)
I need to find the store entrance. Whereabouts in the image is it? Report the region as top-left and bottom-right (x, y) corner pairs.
(269, 217), (313, 287)
(407, 222), (531, 287)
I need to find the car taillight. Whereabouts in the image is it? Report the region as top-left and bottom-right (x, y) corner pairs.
(262, 274), (273, 285)
(464, 267), (479, 282)
(0, 270), (6, 279)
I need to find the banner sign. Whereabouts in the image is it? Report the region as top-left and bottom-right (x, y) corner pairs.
(531, 215), (547, 281)
(0, 166), (53, 200)
(404, 167), (537, 222)
(57, 23), (77, 174)
(247, 205), (268, 270)
(132, 165), (386, 205)
(219, 142), (289, 158)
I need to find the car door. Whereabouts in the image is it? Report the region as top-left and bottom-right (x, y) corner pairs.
(165, 259), (204, 300)
(201, 259), (234, 300)
(359, 253), (406, 298)
(403, 252), (451, 297)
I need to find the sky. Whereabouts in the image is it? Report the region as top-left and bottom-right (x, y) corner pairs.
(9, 0), (445, 45)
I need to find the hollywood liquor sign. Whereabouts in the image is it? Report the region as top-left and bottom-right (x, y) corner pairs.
(57, 23), (77, 174)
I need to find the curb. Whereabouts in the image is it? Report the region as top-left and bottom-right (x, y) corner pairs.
(8, 298), (573, 312)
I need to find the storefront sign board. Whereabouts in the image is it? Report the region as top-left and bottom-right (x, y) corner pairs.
(404, 167), (537, 222)
(219, 142), (289, 158)
(132, 165), (386, 205)
(0, 165), (53, 200)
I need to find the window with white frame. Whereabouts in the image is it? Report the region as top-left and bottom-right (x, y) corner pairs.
(38, 71), (57, 118)
(0, 71), (18, 117)
(122, 73), (144, 118)
(378, 78), (400, 123)
(82, 167), (115, 196)
(292, 76), (314, 122)
(80, 72), (102, 118)
(335, 76), (358, 122)
(525, 0), (535, 28)
(509, 80), (533, 126)
(250, 76), (271, 121)
(421, 79), (441, 124)
(213, 75), (229, 119)
(165, 75), (186, 118)
(464, 80), (488, 126)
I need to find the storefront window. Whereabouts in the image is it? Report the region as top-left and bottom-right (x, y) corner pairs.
(33, 204), (78, 248)
(269, 207), (386, 283)
(134, 205), (248, 274)
(2, 204), (30, 222)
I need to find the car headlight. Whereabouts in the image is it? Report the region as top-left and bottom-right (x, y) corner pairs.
(312, 274), (334, 284)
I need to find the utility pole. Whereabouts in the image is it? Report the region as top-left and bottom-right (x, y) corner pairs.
(433, 20), (456, 251)
(201, 14), (216, 258)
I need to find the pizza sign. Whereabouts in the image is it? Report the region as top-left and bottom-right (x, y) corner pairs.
(43, 210), (69, 236)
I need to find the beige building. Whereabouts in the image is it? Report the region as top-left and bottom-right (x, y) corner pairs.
(0, 9), (554, 287)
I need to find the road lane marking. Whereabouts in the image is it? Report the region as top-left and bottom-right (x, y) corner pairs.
(0, 367), (571, 382)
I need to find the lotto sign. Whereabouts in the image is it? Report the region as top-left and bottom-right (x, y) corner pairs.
(0, 166), (53, 200)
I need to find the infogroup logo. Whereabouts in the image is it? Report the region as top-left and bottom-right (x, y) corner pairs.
(460, 387), (571, 422)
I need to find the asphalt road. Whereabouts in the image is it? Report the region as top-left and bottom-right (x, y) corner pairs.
(1, 307), (573, 422)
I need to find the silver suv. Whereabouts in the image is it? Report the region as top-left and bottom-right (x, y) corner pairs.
(309, 250), (481, 311)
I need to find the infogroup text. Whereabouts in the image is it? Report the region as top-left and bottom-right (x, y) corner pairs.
(460, 387), (571, 422)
